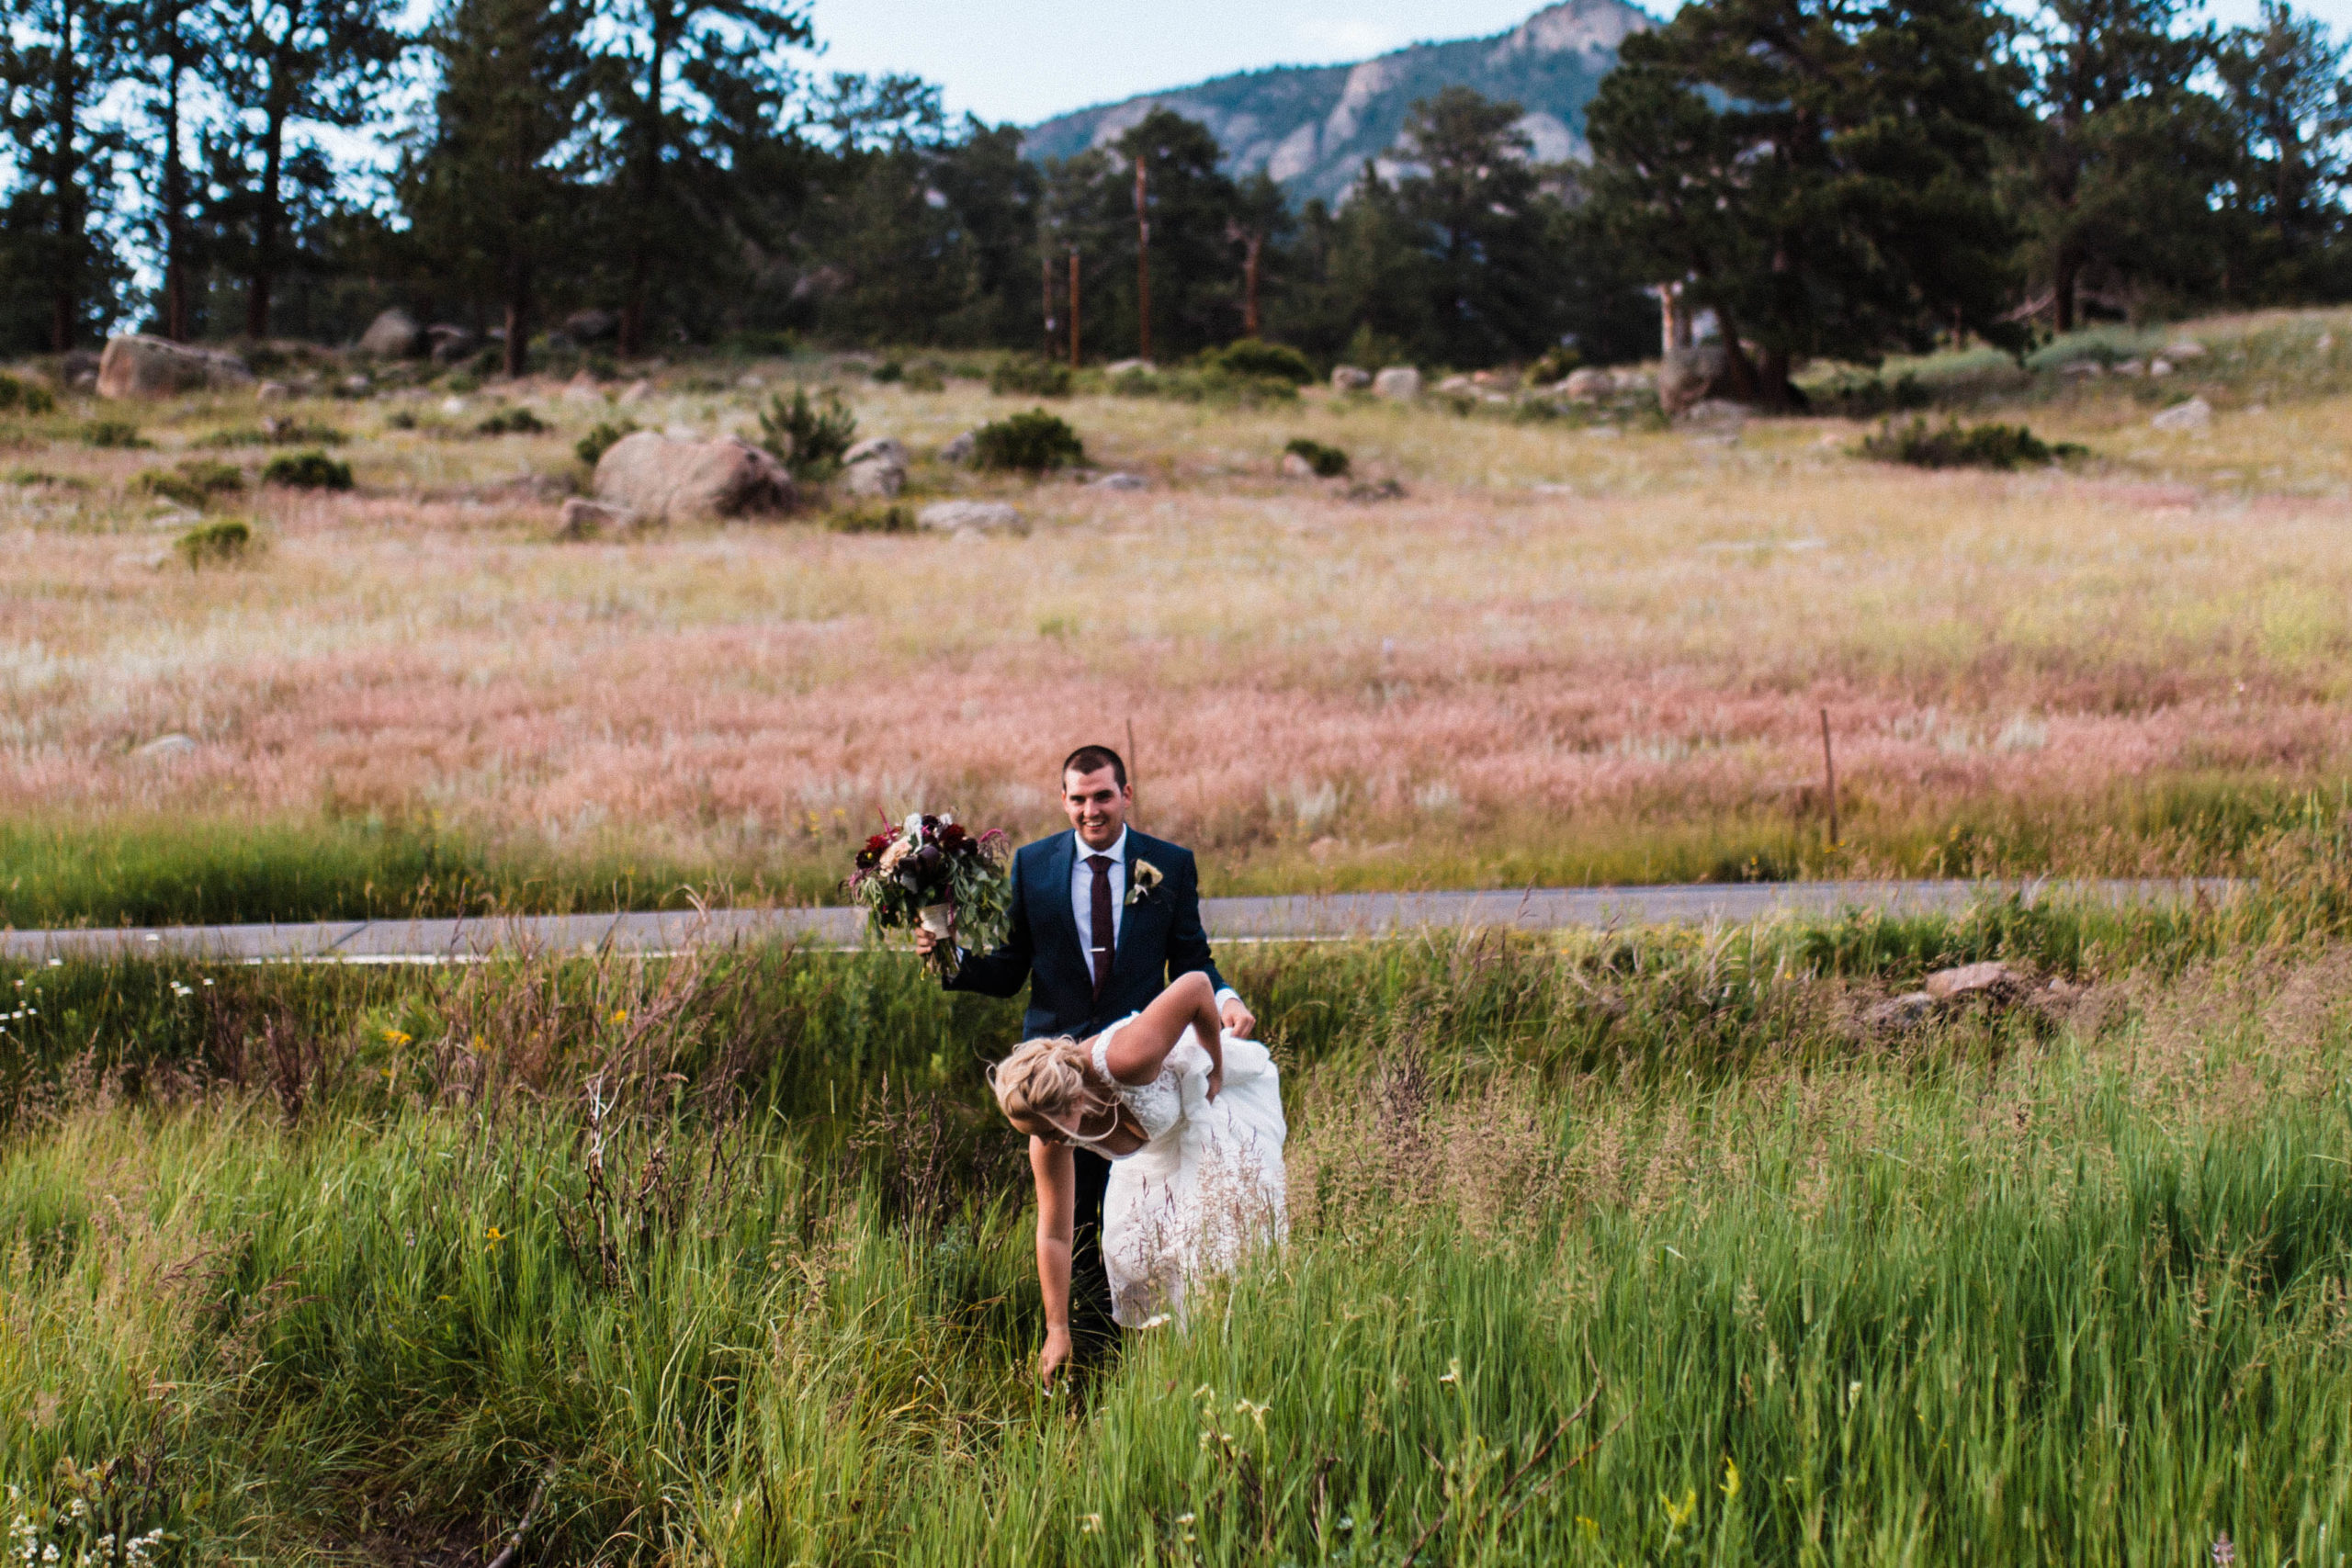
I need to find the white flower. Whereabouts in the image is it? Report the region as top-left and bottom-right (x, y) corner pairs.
(903, 812), (924, 840)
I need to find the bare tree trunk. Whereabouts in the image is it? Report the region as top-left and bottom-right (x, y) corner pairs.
(1134, 156), (1150, 362)
(50, 0), (82, 352)
(164, 46), (188, 341)
(245, 107), (287, 341)
(2053, 245), (2078, 334)
(1240, 233), (1261, 337)
(504, 290), (528, 379)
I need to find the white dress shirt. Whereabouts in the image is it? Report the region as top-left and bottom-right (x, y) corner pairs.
(1069, 828), (1241, 1010)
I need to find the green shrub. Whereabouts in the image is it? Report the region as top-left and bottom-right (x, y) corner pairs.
(195, 420), (349, 448)
(574, 419), (639, 468)
(443, 372), (482, 394)
(1201, 338), (1317, 385)
(81, 420), (149, 449)
(1283, 437), (1350, 478)
(972, 408), (1084, 473)
(902, 361), (947, 392)
(6, 468), (82, 489)
(474, 406), (548, 436)
(756, 387), (857, 479)
(132, 459), (246, 508)
(1859, 418), (2084, 470)
(262, 450), (354, 490)
(1525, 344), (1582, 385)
(174, 518), (254, 568)
(989, 357), (1073, 397)
(1817, 373), (1933, 418)
(1110, 366), (1298, 406)
(828, 502), (916, 534)
(870, 360), (903, 384)
(0, 373), (56, 415)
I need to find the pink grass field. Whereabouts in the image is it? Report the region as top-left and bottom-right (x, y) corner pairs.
(7, 310), (2352, 894)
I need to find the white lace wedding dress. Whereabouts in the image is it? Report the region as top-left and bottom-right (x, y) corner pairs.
(1077, 1021), (1288, 1327)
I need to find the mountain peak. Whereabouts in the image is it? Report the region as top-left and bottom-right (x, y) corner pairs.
(1022, 0), (1655, 205)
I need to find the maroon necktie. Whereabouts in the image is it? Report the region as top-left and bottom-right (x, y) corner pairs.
(1087, 853), (1115, 999)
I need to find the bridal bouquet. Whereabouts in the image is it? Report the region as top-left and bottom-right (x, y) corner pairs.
(848, 813), (1012, 978)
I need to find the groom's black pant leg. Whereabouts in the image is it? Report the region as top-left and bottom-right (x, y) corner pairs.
(1069, 1145), (1120, 1357)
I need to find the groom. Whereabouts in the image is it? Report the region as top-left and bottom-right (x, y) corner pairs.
(916, 743), (1254, 1348)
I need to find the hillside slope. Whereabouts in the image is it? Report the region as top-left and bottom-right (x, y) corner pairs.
(1021, 0), (1652, 204)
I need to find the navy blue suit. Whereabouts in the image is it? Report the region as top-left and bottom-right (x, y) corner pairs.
(946, 828), (1227, 1344)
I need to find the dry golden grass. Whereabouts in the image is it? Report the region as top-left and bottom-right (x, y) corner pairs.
(6, 304), (2352, 897)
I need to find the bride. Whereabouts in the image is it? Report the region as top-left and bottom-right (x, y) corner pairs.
(989, 970), (1287, 1383)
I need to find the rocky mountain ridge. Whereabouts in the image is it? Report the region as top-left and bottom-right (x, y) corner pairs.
(1021, 0), (1654, 205)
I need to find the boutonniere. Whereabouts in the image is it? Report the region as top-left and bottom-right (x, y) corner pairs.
(1125, 859), (1163, 906)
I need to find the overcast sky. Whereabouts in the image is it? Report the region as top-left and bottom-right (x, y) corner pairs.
(808, 0), (2352, 127)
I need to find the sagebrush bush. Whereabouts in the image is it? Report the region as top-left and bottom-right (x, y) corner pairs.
(1111, 365), (1298, 406)
(81, 420), (148, 449)
(574, 419), (639, 468)
(989, 357), (1072, 397)
(972, 408), (1084, 472)
(1200, 338), (1315, 385)
(828, 502), (916, 534)
(1283, 436), (1350, 477)
(0, 372), (57, 415)
(475, 406), (548, 436)
(174, 518), (254, 568)
(1525, 344), (1582, 385)
(757, 387), (857, 479)
(133, 459), (245, 508)
(262, 450), (353, 490)
(195, 420), (347, 448)
(1860, 418), (2082, 469)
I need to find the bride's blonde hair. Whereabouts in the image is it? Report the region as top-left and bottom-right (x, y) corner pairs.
(989, 1035), (1092, 1127)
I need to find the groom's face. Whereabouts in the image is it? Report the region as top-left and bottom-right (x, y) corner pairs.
(1062, 765), (1131, 850)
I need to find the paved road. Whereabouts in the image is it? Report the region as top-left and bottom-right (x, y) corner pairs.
(0, 879), (2232, 964)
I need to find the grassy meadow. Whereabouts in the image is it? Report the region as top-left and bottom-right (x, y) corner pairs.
(6, 861), (2352, 1563)
(5, 307), (2352, 922)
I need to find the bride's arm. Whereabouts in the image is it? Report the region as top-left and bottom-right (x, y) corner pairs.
(1030, 1135), (1076, 1385)
(1102, 969), (1226, 1096)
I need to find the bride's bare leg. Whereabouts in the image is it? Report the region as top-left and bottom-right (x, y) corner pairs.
(1100, 970), (1227, 1088)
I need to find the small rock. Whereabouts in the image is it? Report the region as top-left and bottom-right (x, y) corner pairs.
(341, 374), (372, 397)
(1280, 451), (1316, 478)
(1675, 398), (1747, 431)
(1373, 366), (1421, 400)
(1104, 358), (1154, 376)
(2151, 396), (2212, 432)
(426, 324), (477, 364)
(2165, 340), (2206, 359)
(1345, 479), (1407, 502)
(2149, 358), (2173, 377)
(617, 378), (652, 405)
(357, 308), (424, 357)
(565, 308), (617, 343)
(555, 498), (634, 539)
(441, 396), (468, 416)
(939, 431), (978, 464)
(2058, 359), (2104, 378)
(1584, 425), (1622, 439)
(96, 334), (254, 398)
(917, 500), (1021, 533)
(256, 381), (289, 401)
(1923, 961), (2015, 1002)
(840, 436), (909, 499)
(2112, 358), (2144, 377)
(736, 373), (764, 390)
(1329, 365), (1372, 392)
(1434, 374), (1476, 396)
(1866, 992), (1935, 1029)
(2320, 332), (2336, 352)
(137, 733), (198, 759)
(1658, 344), (1733, 415)
(1564, 367), (1613, 400)
(842, 436), (907, 469)
(1090, 471), (1147, 491)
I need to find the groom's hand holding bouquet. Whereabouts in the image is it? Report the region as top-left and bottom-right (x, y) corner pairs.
(848, 813), (1012, 979)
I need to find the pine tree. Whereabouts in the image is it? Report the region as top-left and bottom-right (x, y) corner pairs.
(2215, 0), (2352, 295)
(0, 0), (135, 351)
(1586, 0), (2030, 407)
(400, 0), (598, 378)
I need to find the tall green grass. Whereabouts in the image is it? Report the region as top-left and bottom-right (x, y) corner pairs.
(6, 882), (2352, 1563)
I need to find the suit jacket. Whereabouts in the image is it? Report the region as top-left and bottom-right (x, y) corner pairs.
(945, 829), (1226, 1040)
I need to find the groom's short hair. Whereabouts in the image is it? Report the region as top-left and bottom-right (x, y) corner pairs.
(1061, 745), (1127, 789)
